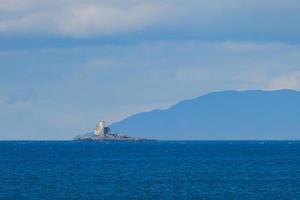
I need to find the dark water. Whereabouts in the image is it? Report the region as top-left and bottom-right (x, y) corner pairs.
(1, 141), (300, 200)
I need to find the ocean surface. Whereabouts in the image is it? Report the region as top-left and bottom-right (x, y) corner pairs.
(0, 141), (300, 200)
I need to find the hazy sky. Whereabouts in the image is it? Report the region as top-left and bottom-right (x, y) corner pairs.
(1, 0), (300, 139)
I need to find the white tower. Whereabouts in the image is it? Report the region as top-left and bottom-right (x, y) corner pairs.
(94, 121), (106, 138)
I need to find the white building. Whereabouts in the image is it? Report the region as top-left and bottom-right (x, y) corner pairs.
(94, 121), (106, 138)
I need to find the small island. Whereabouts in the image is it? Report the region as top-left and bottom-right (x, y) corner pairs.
(74, 121), (149, 141)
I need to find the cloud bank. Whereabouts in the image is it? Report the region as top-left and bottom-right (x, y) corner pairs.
(0, 0), (300, 39)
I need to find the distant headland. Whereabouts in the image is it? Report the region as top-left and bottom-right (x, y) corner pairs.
(110, 89), (300, 140)
(74, 121), (150, 141)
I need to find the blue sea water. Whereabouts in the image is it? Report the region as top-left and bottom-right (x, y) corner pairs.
(0, 141), (300, 200)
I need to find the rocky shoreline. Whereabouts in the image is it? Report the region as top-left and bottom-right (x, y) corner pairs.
(74, 132), (151, 141)
(74, 134), (149, 141)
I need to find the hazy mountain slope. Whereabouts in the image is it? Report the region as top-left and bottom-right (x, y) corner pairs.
(110, 90), (300, 140)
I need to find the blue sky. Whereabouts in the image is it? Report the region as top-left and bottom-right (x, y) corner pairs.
(1, 0), (300, 139)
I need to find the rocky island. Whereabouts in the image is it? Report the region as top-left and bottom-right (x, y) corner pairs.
(74, 121), (149, 141)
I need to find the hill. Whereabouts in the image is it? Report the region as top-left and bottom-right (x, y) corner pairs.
(110, 90), (300, 140)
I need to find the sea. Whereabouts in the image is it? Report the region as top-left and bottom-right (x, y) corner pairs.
(0, 141), (300, 200)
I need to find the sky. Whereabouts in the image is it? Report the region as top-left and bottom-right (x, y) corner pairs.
(1, 0), (300, 139)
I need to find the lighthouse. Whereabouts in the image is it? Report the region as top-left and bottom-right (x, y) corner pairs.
(94, 121), (106, 138)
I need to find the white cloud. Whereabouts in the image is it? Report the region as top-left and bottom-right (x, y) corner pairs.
(0, 0), (300, 37)
(56, 2), (171, 36)
(269, 71), (300, 90)
(0, 0), (172, 36)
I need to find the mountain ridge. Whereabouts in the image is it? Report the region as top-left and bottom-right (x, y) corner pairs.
(110, 90), (300, 140)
